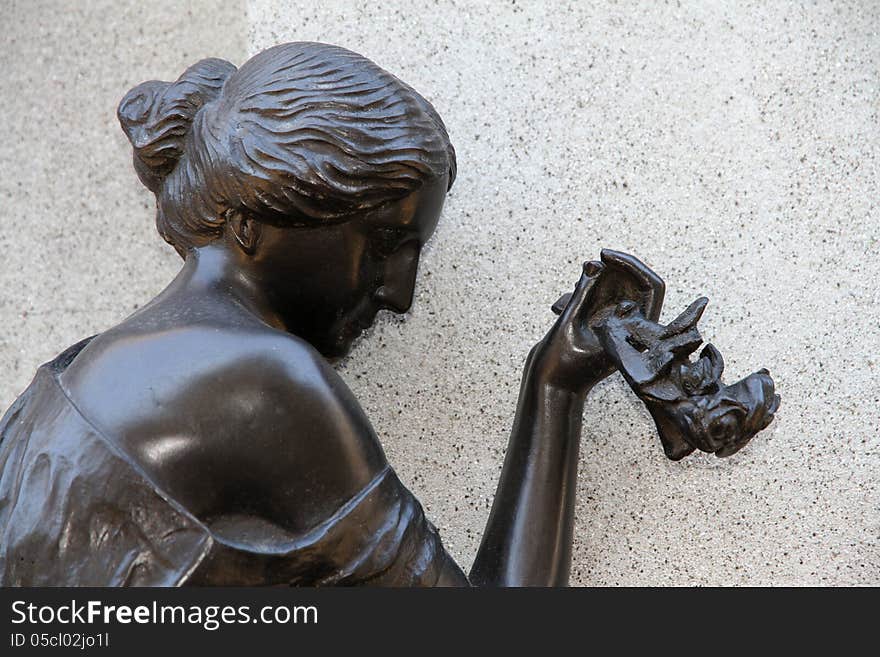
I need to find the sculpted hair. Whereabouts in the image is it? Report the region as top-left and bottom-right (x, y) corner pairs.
(118, 42), (457, 250)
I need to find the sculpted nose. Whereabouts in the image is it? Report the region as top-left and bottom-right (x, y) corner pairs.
(374, 242), (421, 313)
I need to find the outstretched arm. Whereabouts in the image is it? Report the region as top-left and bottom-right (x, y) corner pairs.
(467, 345), (589, 586)
(469, 251), (664, 586)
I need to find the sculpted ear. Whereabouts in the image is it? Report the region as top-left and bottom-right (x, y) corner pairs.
(226, 209), (261, 254)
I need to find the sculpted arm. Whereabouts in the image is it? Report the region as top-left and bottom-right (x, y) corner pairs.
(469, 250), (664, 586)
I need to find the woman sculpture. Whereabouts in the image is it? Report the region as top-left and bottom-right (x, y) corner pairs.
(0, 42), (777, 586)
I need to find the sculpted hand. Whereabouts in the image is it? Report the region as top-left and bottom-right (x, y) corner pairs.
(531, 250), (665, 395)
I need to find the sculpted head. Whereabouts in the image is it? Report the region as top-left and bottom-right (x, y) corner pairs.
(118, 42), (456, 357)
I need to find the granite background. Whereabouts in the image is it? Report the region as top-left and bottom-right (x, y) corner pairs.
(2, 0), (877, 585)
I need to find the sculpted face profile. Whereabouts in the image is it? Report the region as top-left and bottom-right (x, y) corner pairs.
(117, 45), (455, 358)
(0, 42), (778, 586)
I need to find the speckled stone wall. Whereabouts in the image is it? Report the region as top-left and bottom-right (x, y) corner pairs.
(2, 1), (877, 585)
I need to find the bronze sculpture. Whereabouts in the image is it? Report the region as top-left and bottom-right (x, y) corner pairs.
(0, 42), (778, 586)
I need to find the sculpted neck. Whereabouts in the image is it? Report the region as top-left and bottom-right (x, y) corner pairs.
(158, 244), (287, 332)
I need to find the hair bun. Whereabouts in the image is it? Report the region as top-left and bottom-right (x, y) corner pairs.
(118, 58), (236, 190)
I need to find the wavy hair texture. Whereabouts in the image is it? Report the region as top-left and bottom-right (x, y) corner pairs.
(117, 42), (457, 250)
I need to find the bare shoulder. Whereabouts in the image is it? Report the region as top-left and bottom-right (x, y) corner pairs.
(224, 330), (391, 516)
(248, 330), (358, 407)
(60, 323), (388, 530)
(242, 330), (385, 460)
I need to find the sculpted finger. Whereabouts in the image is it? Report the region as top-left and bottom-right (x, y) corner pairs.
(558, 260), (605, 323)
(600, 249), (666, 321)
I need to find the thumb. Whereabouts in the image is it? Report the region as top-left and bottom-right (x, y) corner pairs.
(558, 260), (604, 324)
